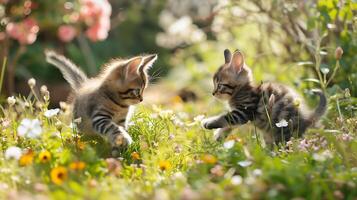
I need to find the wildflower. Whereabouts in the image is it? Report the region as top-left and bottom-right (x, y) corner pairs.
(6, 18), (39, 45)
(312, 150), (333, 162)
(159, 109), (174, 118)
(275, 119), (288, 128)
(19, 150), (34, 166)
(174, 144), (182, 153)
(210, 165), (224, 177)
(105, 158), (121, 175)
(223, 140), (235, 149)
(27, 78), (36, 88)
(44, 108), (60, 118)
(231, 175), (243, 185)
(131, 152), (140, 160)
(5, 146), (22, 160)
(7, 96), (16, 106)
(38, 150), (51, 163)
(57, 25), (77, 42)
(17, 118), (42, 138)
(69, 161), (86, 171)
(298, 139), (310, 151)
(238, 160), (252, 167)
(76, 140), (86, 150)
(335, 47), (343, 60)
(201, 154), (217, 164)
(320, 68), (330, 75)
(159, 160), (171, 171)
(50, 166), (68, 185)
(40, 85), (48, 95)
(341, 133), (353, 142)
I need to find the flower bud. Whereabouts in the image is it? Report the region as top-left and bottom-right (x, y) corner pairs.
(7, 96), (16, 106)
(40, 85), (48, 95)
(335, 47), (343, 60)
(28, 78), (36, 88)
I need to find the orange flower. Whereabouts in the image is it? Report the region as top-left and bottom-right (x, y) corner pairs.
(69, 161), (86, 171)
(131, 152), (140, 160)
(201, 154), (217, 164)
(19, 150), (34, 166)
(38, 150), (51, 163)
(76, 140), (86, 150)
(50, 166), (68, 185)
(159, 160), (171, 171)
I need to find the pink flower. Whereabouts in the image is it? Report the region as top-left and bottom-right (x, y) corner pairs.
(57, 25), (77, 42)
(79, 0), (111, 41)
(6, 18), (39, 45)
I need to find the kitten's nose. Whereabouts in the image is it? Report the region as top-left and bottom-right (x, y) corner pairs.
(139, 96), (143, 102)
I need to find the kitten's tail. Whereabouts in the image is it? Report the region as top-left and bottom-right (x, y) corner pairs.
(45, 50), (88, 90)
(310, 89), (327, 121)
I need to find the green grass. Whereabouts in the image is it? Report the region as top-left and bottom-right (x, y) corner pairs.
(0, 87), (356, 200)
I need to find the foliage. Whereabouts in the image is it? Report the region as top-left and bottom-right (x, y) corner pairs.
(0, 74), (356, 199)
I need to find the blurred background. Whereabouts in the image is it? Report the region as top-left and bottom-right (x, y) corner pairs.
(0, 0), (356, 106)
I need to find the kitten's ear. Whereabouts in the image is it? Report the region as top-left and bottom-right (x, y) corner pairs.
(123, 57), (143, 78)
(224, 49), (231, 64)
(139, 54), (158, 74)
(230, 50), (244, 73)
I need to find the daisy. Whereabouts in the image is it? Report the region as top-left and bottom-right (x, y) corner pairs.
(223, 140), (235, 149)
(17, 118), (42, 138)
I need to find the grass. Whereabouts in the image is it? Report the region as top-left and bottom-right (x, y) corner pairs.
(0, 82), (356, 200)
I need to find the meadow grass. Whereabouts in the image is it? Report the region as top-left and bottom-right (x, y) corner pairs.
(0, 84), (356, 200)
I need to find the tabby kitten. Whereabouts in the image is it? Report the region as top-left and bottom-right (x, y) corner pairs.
(202, 49), (327, 145)
(45, 50), (157, 149)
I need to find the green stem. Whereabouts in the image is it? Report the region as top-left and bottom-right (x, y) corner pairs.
(0, 57), (7, 95)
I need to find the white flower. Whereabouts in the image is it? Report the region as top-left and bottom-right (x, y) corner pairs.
(238, 160), (252, 167)
(7, 96), (16, 106)
(276, 119), (288, 128)
(5, 146), (22, 160)
(17, 118), (42, 138)
(223, 140), (235, 149)
(28, 78), (36, 88)
(313, 150), (333, 162)
(44, 108), (60, 118)
(231, 175), (243, 185)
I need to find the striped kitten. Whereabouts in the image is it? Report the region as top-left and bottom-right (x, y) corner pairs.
(202, 49), (327, 145)
(45, 50), (157, 150)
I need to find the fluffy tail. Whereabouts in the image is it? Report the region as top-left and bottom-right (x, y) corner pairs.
(45, 50), (87, 90)
(310, 89), (327, 121)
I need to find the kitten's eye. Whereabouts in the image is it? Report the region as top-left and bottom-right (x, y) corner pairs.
(131, 89), (141, 96)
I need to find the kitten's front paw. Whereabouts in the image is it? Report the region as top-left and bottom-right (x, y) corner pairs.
(201, 117), (218, 129)
(111, 127), (133, 148)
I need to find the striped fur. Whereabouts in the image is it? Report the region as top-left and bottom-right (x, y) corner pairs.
(202, 49), (327, 145)
(46, 51), (157, 150)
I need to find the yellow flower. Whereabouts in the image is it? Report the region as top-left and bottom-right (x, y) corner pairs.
(159, 160), (171, 171)
(19, 150), (34, 166)
(201, 154), (217, 164)
(50, 166), (68, 185)
(38, 150), (51, 163)
(69, 161), (86, 171)
(131, 152), (140, 160)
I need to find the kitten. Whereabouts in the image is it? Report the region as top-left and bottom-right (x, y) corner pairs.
(45, 50), (157, 150)
(202, 49), (327, 145)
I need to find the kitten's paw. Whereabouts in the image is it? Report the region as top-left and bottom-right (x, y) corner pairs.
(111, 127), (133, 148)
(213, 128), (223, 140)
(201, 117), (218, 129)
